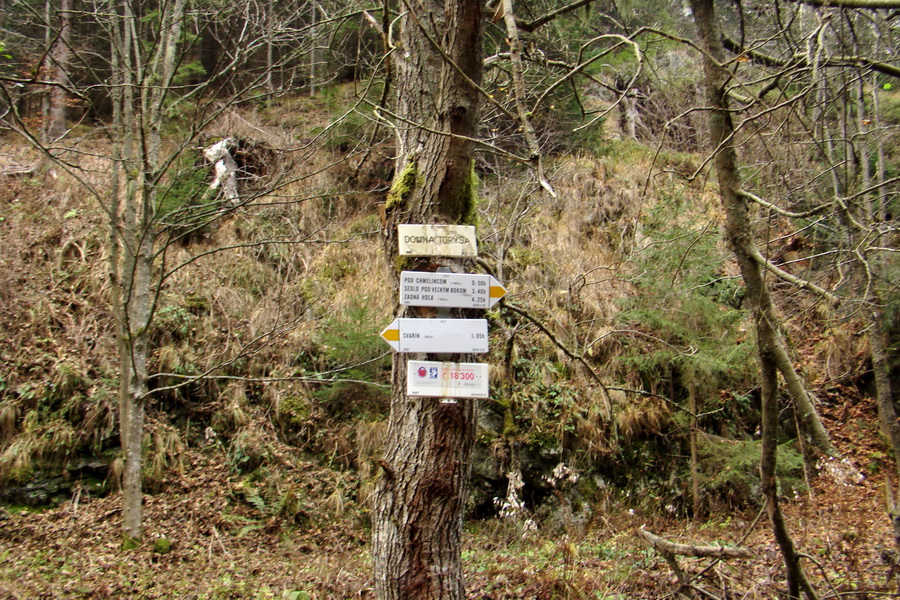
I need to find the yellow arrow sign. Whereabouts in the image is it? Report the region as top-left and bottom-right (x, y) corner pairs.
(399, 271), (507, 309)
(381, 326), (400, 342)
(379, 318), (489, 353)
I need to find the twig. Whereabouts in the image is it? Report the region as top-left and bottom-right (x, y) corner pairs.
(500, 0), (556, 198)
(503, 302), (612, 418)
(0, 164), (36, 177)
(208, 526), (229, 561)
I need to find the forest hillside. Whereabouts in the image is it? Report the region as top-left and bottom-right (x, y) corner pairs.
(1, 0), (899, 598)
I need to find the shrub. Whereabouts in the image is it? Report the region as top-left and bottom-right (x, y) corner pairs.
(697, 436), (805, 509)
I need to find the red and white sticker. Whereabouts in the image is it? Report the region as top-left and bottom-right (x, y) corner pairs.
(406, 360), (489, 399)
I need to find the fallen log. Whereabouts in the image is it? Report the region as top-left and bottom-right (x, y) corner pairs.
(0, 165), (36, 177)
(636, 527), (752, 599)
(636, 528), (752, 559)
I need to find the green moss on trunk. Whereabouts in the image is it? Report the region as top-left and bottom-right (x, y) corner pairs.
(385, 162), (420, 212)
(458, 161), (480, 226)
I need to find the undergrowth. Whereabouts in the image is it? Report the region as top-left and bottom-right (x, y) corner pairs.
(0, 101), (864, 539)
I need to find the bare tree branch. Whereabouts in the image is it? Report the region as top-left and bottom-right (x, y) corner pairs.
(723, 34), (900, 79)
(738, 188), (833, 219)
(750, 245), (842, 306)
(500, 0), (556, 197)
(518, 0), (596, 33)
(786, 0), (900, 9)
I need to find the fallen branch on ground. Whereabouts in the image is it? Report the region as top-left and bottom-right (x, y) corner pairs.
(637, 527), (752, 599)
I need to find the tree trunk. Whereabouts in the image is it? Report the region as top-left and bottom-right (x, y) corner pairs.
(372, 0), (483, 598)
(121, 230), (153, 543)
(770, 340), (837, 457)
(687, 0), (837, 460)
(869, 311), (900, 550)
(689, 1), (818, 596)
(623, 90), (638, 140)
(309, 2), (317, 97)
(45, 0), (72, 142)
(373, 392), (475, 599)
(266, 4), (275, 97)
(760, 337), (816, 599)
(110, 0), (185, 544)
(689, 383), (700, 518)
(108, 0), (143, 544)
(864, 20), (900, 550)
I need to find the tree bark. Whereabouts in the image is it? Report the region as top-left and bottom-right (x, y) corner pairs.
(688, 0), (838, 460)
(689, 1), (819, 597)
(861, 19), (900, 550)
(109, 0), (185, 544)
(760, 335), (817, 599)
(309, 2), (317, 97)
(121, 230), (153, 543)
(373, 393), (475, 599)
(869, 311), (900, 550)
(636, 528), (752, 559)
(44, 0), (72, 142)
(770, 341), (837, 457)
(109, 0), (143, 544)
(372, 0), (483, 598)
(689, 383), (700, 518)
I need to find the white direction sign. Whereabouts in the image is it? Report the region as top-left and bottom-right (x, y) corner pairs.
(407, 361), (490, 399)
(400, 271), (506, 309)
(398, 224), (478, 257)
(380, 318), (488, 353)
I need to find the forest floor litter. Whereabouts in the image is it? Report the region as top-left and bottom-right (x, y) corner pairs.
(1, 396), (897, 599)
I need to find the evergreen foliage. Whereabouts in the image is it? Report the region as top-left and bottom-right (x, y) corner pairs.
(698, 437), (806, 509)
(616, 189), (755, 419)
(0, 8), (896, 592)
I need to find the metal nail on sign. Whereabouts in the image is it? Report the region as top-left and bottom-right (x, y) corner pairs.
(400, 271), (506, 309)
(398, 224), (478, 257)
(406, 360), (490, 399)
(380, 318), (488, 353)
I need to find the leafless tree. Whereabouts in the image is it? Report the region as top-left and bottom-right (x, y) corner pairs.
(0, 0), (349, 543)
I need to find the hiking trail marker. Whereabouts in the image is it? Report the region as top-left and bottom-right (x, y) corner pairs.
(380, 318), (488, 354)
(398, 224), (477, 257)
(406, 360), (490, 399)
(400, 271), (506, 309)
(381, 224), (511, 399)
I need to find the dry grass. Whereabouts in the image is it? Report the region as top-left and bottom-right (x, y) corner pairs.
(355, 419), (387, 507)
(486, 154), (645, 340)
(2, 89), (894, 600)
(615, 396), (672, 443)
(0, 95), (393, 501)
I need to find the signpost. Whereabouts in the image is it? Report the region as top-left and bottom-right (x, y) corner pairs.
(400, 271), (506, 309)
(398, 224), (478, 257)
(381, 224), (508, 400)
(406, 360), (490, 399)
(380, 318), (489, 354)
